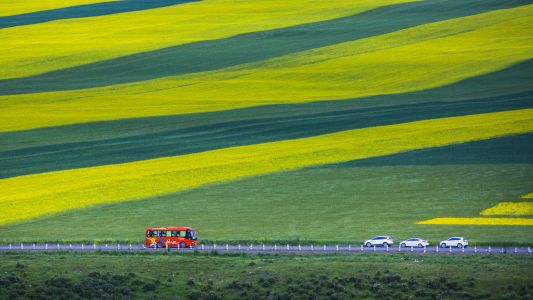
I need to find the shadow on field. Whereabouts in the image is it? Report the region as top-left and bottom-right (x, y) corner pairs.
(0, 0), (530, 94)
(0, 0), (198, 29)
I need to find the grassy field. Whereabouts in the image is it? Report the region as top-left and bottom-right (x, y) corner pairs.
(0, 109), (531, 227)
(0, 0), (532, 246)
(1, 134), (532, 244)
(0, 252), (532, 299)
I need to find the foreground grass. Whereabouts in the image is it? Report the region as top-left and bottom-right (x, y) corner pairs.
(0, 252), (531, 299)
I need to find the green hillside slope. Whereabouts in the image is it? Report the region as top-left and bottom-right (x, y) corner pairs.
(0, 0), (531, 244)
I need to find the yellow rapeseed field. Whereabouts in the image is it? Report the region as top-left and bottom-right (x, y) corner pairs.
(0, 109), (531, 225)
(417, 218), (533, 226)
(2, 5), (532, 132)
(522, 193), (533, 198)
(481, 202), (533, 216)
(0, 0), (409, 79)
(0, 0), (115, 17)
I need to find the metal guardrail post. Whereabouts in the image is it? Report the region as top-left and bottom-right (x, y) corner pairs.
(45, 243), (48, 250)
(274, 244), (277, 251)
(348, 245), (351, 251)
(336, 245), (339, 251)
(488, 246), (491, 253)
(287, 244), (290, 251)
(21, 243), (23, 250)
(410, 246), (413, 252)
(201, 244), (204, 250)
(226, 244), (229, 251)
(81, 244), (84, 250)
(423, 246), (426, 254)
(373, 245), (376, 252)
(298, 244), (301, 251)
(311, 244), (314, 251)
(323, 244), (326, 251)
(361, 245), (363, 252)
(436, 246), (438, 253)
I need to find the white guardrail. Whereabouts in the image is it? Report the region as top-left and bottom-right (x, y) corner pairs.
(0, 243), (531, 255)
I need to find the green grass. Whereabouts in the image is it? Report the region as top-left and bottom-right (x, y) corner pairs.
(1, 134), (531, 245)
(0, 252), (532, 299)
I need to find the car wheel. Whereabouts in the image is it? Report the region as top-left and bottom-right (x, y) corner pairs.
(457, 243), (463, 249)
(400, 243), (406, 248)
(418, 243), (423, 248)
(365, 242), (371, 247)
(440, 243), (447, 248)
(382, 242), (388, 247)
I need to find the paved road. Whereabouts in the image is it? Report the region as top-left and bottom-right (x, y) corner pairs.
(1, 243), (531, 255)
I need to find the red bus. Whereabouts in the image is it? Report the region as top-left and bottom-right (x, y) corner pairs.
(145, 226), (198, 248)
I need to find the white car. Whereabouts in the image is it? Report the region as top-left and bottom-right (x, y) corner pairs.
(439, 237), (468, 248)
(364, 236), (394, 247)
(399, 238), (429, 248)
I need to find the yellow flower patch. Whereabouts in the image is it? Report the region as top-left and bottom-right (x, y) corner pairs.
(0, 0), (116, 17)
(417, 218), (533, 226)
(2, 4), (533, 132)
(0, 109), (532, 226)
(480, 202), (533, 216)
(0, 0), (408, 79)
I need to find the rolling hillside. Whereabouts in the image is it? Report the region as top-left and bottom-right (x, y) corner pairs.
(0, 0), (532, 244)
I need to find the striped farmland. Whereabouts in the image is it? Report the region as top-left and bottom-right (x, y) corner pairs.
(0, 0), (532, 244)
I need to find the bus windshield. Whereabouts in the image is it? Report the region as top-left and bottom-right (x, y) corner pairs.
(187, 230), (198, 240)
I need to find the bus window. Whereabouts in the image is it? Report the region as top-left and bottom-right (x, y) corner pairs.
(171, 231), (178, 237)
(146, 230), (155, 237)
(159, 231), (166, 237)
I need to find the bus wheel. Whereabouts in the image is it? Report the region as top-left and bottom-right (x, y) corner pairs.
(179, 242), (186, 249)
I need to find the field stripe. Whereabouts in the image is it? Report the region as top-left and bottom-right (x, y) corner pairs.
(0, 0), (117, 17)
(0, 0), (197, 29)
(1, 0), (531, 92)
(2, 58), (531, 153)
(1, 91), (531, 178)
(481, 202), (533, 216)
(417, 218), (533, 226)
(0, 109), (531, 226)
(1, 4), (532, 132)
(0, 0), (408, 81)
(1, 135), (531, 242)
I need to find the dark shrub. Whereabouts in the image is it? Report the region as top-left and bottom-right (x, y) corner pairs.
(143, 283), (157, 292)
